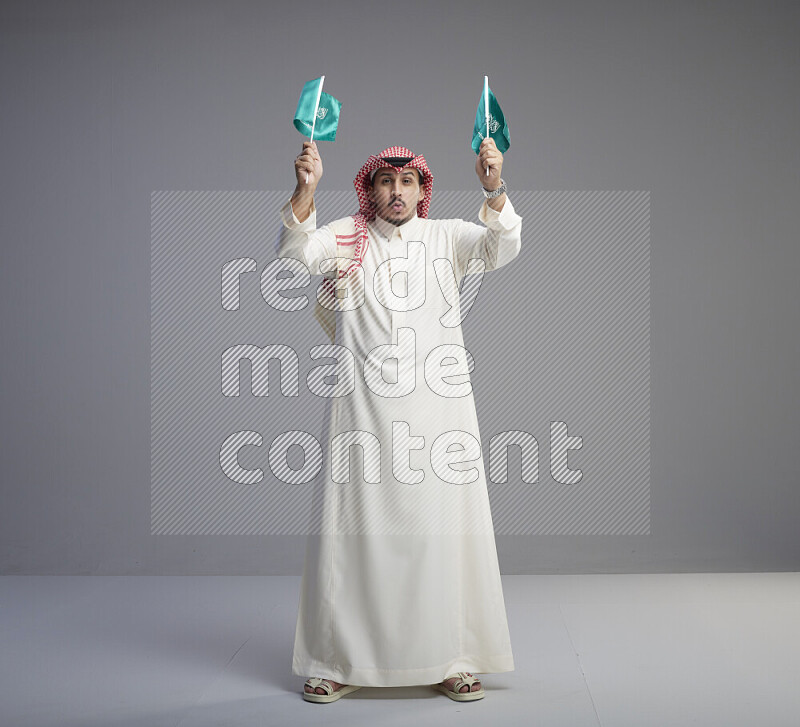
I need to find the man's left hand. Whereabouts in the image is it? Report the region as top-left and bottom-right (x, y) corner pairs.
(475, 137), (503, 190)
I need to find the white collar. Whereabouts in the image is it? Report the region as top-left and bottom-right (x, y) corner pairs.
(370, 210), (423, 240)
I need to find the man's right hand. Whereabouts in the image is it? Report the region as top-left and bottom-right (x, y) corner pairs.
(291, 141), (322, 222)
(294, 141), (323, 190)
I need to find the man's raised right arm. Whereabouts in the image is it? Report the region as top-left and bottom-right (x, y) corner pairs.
(275, 141), (337, 274)
(289, 140), (321, 222)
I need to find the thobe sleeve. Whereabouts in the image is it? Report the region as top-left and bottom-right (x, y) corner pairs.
(452, 196), (523, 282)
(276, 197), (339, 276)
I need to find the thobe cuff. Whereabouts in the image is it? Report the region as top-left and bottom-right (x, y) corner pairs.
(478, 196), (520, 231)
(280, 197), (317, 229)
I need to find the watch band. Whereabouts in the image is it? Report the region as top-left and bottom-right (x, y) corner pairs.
(482, 178), (506, 199)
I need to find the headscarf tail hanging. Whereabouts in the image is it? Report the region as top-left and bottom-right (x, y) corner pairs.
(313, 146), (434, 343)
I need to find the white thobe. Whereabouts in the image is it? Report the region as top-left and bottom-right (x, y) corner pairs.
(276, 192), (522, 687)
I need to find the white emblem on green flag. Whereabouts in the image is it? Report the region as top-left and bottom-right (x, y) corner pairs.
(293, 76), (342, 141)
(472, 82), (510, 154)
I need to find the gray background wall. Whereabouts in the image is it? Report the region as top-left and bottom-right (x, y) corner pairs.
(1, 0), (798, 574)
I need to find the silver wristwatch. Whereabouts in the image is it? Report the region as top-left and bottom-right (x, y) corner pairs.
(482, 178), (507, 199)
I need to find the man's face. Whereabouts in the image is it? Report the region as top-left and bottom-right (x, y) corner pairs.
(368, 167), (424, 226)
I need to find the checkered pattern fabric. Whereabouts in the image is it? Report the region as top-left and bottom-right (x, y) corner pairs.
(348, 146), (434, 276)
(353, 145), (434, 221)
(314, 146), (434, 342)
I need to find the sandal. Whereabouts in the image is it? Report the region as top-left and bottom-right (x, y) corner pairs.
(302, 677), (362, 703)
(433, 672), (485, 701)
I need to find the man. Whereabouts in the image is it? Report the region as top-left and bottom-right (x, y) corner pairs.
(276, 138), (522, 703)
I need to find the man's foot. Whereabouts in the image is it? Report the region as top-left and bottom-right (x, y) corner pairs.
(302, 676), (362, 703)
(433, 672), (485, 701)
(439, 672), (481, 694)
(304, 677), (346, 695)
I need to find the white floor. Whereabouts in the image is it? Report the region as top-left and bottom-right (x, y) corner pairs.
(0, 573), (798, 726)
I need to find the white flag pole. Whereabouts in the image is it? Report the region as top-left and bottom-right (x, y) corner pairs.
(306, 75), (325, 183)
(484, 75), (490, 176)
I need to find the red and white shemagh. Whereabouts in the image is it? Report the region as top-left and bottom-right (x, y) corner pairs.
(354, 145), (434, 221)
(314, 146), (434, 342)
(347, 145), (434, 273)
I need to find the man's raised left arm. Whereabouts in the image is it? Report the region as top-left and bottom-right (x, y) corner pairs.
(476, 137), (507, 213)
(453, 138), (523, 276)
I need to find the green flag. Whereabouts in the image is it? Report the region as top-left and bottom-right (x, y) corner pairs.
(293, 76), (342, 141)
(472, 79), (510, 154)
